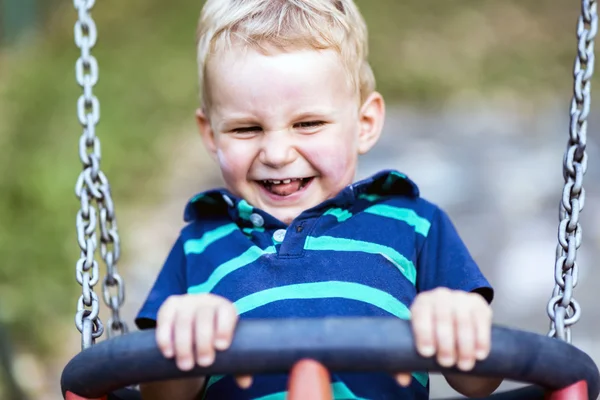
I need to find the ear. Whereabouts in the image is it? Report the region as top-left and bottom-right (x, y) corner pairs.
(196, 108), (218, 161)
(357, 91), (385, 155)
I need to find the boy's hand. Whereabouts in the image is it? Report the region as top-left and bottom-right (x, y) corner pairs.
(156, 293), (253, 389)
(395, 288), (492, 387)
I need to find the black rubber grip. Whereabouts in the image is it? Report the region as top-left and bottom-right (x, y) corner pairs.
(61, 317), (600, 399)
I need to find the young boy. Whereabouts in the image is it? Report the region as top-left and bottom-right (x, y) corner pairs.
(136, 0), (501, 399)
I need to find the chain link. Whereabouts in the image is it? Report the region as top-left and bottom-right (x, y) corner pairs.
(74, 0), (128, 350)
(547, 0), (596, 343)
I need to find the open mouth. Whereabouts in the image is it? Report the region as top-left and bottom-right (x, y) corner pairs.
(258, 177), (314, 197)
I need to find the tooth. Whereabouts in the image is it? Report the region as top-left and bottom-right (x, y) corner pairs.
(272, 180), (281, 184)
(282, 179), (291, 184)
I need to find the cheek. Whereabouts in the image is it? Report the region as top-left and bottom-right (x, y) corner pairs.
(216, 140), (254, 180)
(306, 135), (357, 181)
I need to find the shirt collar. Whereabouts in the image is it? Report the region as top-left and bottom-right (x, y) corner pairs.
(183, 169), (419, 223)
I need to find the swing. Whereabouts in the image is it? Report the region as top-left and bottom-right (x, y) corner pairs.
(61, 1), (600, 399)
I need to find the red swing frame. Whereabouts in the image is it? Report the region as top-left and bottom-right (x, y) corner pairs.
(64, 359), (589, 400)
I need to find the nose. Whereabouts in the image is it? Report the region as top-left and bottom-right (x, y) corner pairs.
(259, 130), (298, 168)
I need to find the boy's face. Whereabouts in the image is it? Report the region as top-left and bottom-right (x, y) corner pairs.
(197, 46), (384, 224)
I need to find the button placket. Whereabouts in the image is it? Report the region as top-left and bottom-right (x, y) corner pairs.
(273, 229), (287, 243)
(249, 213), (264, 228)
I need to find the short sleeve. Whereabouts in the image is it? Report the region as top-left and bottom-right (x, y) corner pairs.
(416, 207), (494, 303)
(135, 237), (187, 329)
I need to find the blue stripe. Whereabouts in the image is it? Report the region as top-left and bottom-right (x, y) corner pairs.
(188, 246), (277, 294)
(304, 236), (416, 285)
(184, 223), (238, 255)
(234, 281), (411, 320)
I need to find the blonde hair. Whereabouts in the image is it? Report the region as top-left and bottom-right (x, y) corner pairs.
(196, 0), (375, 109)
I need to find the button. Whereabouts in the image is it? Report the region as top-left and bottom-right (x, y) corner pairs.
(249, 213), (264, 227)
(273, 229), (287, 243)
(222, 194), (234, 207)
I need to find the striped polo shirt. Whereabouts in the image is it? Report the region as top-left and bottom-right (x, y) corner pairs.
(136, 170), (493, 400)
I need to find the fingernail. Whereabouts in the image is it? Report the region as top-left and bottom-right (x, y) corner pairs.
(214, 338), (229, 350)
(438, 356), (454, 367)
(458, 358), (475, 371)
(163, 348), (173, 358)
(418, 345), (435, 357)
(476, 349), (488, 360)
(178, 358), (194, 371)
(197, 354), (214, 367)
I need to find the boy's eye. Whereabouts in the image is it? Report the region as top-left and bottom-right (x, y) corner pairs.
(295, 121), (325, 129)
(232, 126), (262, 134)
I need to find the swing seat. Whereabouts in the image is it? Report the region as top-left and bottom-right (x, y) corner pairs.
(84, 376), (563, 400)
(61, 317), (599, 400)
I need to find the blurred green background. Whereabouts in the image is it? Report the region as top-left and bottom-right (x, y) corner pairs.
(0, 0), (590, 398)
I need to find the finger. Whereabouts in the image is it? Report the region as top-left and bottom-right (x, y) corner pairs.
(156, 297), (178, 358)
(474, 301), (492, 361)
(235, 375), (254, 389)
(173, 305), (196, 371)
(394, 373), (412, 387)
(411, 297), (436, 358)
(214, 302), (238, 350)
(434, 295), (456, 368)
(455, 302), (476, 371)
(194, 306), (217, 367)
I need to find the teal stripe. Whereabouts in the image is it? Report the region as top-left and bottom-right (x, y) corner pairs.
(202, 374), (225, 399)
(234, 281), (411, 320)
(188, 246), (277, 294)
(304, 236), (416, 285)
(323, 205), (430, 237)
(253, 381), (369, 400)
(324, 208), (353, 222)
(358, 193), (382, 202)
(364, 205), (431, 237)
(390, 171), (407, 179)
(206, 375), (225, 389)
(252, 391), (286, 400)
(243, 226), (265, 236)
(237, 199), (254, 220)
(331, 381), (364, 399)
(383, 171), (407, 190)
(184, 223), (238, 255)
(191, 193), (205, 202)
(412, 372), (429, 387)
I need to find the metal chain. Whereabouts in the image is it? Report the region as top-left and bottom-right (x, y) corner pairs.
(73, 0), (128, 350)
(547, 0), (597, 343)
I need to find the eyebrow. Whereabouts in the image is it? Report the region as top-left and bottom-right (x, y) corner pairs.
(292, 109), (335, 120)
